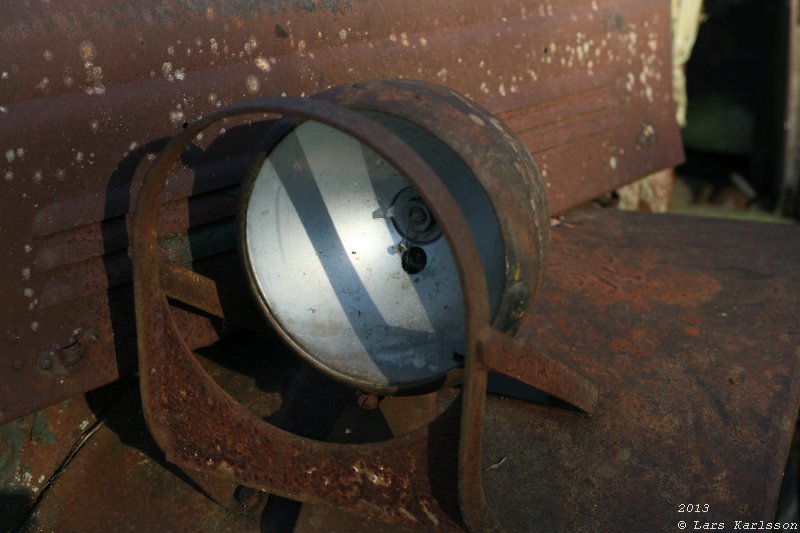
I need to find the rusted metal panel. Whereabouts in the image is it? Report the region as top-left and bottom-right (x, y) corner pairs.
(15, 209), (800, 531)
(0, 387), (123, 530)
(0, 0), (682, 422)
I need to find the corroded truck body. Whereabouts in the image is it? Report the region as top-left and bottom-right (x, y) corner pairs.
(11, 3), (799, 533)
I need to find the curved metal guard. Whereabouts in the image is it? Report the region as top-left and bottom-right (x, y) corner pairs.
(132, 93), (597, 531)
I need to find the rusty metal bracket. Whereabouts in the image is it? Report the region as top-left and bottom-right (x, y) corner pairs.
(132, 89), (597, 531)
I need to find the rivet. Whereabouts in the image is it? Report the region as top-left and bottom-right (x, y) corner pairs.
(38, 352), (54, 371)
(357, 393), (380, 410)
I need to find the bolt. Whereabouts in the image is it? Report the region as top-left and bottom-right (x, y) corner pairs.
(234, 485), (262, 508)
(357, 393), (380, 410)
(38, 352), (54, 371)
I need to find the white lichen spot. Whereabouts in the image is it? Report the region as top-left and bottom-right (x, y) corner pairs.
(174, 68), (186, 81)
(609, 156), (618, 169)
(16, 148), (24, 159)
(625, 72), (635, 92)
(592, 0), (598, 10)
(162, 62), (173, 81)
(400, 32), (409, 47)
(90, 119), (100, 133)
(22, 268), (30, 280)
(498, 83), (506, 96)
(167, 45), (175, 55)
(244, 35), (258, 55)
(389, 32), (397, 42)
(4, 171), (13, 181)
(210, 38), (219, 55)
(35, 77), (50, 91)
(24, 288), (34, 298)
(28, 299), (38, 311)
(79, 419), (90, 431)
(169, 109), (185, 125)
(75, 151), (84, 162)
(255, 56), (271, 72)
(32, 170), (42, 184)
(5, 149), (15, 163)
(339, 29), (347, 40)
(297, 39), (306, 54)
(43, 49), (53, 61)
(436, 68), (448, 81)
(479, 82), (489, 94)
(30, 321), (39, 332)
(79, 40), (96, 62)
(1, 72), (8, 79)
(83, 62), (105, 94)
(0, 106), (7, 113)
(419, 36), (428, 47)
(246, 75), (259, 93)
(24, 244), (33, 253)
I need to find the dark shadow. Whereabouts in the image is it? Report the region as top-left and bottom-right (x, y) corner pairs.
(259, 495), (302, 533)
(83, 375), (213, 508)
(193, 333), (352, 440)
(424, 390), (464, 526)
(487, 371), (585, 415)
(0, 492), (34, 533)
(101, 138), (170, 377)
(683, 0), (791, 214)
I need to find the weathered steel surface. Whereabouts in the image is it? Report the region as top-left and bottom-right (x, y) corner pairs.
(0, 384), (126, 530)
(483, 210), (800, 531)
(0, 0), (682, 423)
(15, 209), (800, 531)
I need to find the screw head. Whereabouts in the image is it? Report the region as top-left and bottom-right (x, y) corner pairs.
(357, 393), (380, 410)
(38, 352), (54, 371)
